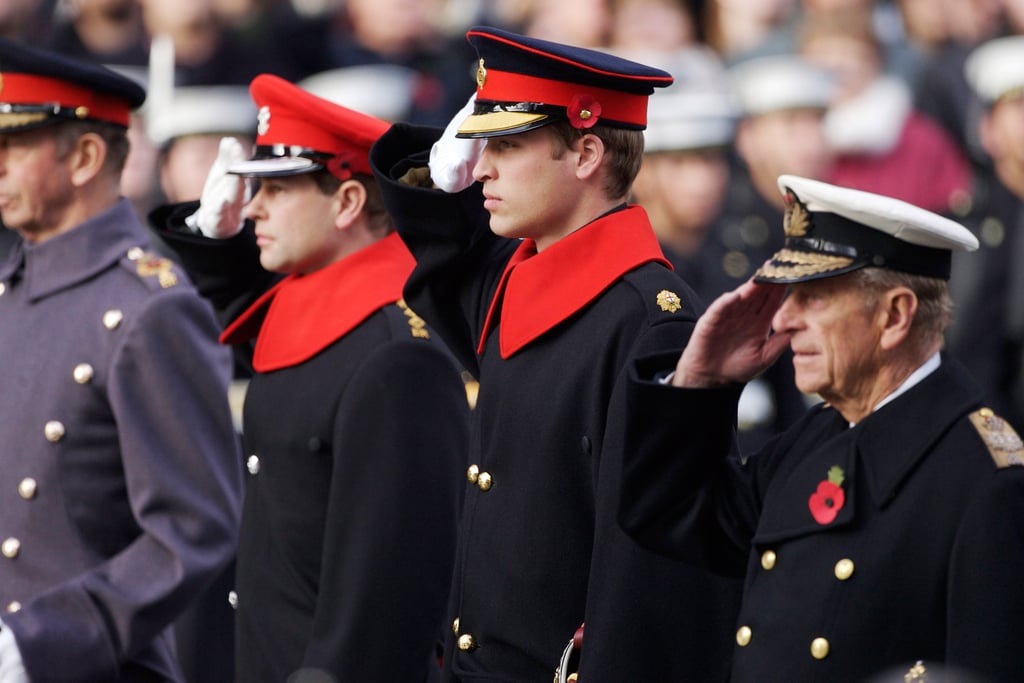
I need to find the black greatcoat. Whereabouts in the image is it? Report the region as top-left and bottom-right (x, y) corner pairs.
(371, 123), (742, 682)
(158, 217), (469, 683)
(620, 353), (1024, 682)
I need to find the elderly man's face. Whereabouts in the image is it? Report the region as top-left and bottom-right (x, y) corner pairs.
(771, 273), (885, 404)
(0, 127), (75, 243)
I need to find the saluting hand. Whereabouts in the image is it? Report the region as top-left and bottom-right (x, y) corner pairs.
(672, 278), (792, 388)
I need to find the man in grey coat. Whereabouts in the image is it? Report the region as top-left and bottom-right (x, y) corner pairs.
(0, 39), (242, 682)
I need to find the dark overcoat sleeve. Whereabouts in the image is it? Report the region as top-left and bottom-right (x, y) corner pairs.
(617, 352), (762, 576)
(370, 123), (515, 377)
(149, 201), (278, 328)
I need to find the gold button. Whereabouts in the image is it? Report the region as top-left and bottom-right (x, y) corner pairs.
(6, 601), (20, 613)
(103, 310), (124, 330)
(246, 455), (260, 475)
(736, 625), (752, 647)
(18, 478), (37, 500)
(477, 471), (492, 491)
(452, 618), (460, 634)
(2, 538), (20, 559)
(979, 407), (994, 418)
(228, 591), (238, 609)
(73, 363), (94, 384)
(810, 637), (830, 659)
(834, 558), (854, 581)
(457, 633), (476, 651)
(467, 464), (479, 483)
(44, 421), (65, 443)
(127, 247), (145, 261)
(761, 549), (776, 570)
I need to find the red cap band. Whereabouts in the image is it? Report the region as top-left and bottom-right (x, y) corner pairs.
(0, 73), (133, 126)
(478, 68), (649, 127)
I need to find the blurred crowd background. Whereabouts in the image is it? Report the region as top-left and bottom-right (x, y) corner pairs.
(2, 0), (1023, 439)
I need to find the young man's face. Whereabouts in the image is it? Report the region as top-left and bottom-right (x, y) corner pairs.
(0, 127), (76, 243)
(471, 126), (583, 250)
(243, 173), (341, 274)
(771, 273), (885, 406)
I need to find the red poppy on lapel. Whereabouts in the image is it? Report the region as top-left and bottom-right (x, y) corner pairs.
(808, 466), (846, 524)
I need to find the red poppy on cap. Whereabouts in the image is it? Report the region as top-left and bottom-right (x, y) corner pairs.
(227, 73), (390, 181)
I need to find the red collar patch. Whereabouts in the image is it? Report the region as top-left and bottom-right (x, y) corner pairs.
(478, 205), (669, 359)
(221, 232), (414, 372)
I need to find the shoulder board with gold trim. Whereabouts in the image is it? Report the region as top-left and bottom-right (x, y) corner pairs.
(132, 251), (179, 289)
(968, 407), (1024, 468)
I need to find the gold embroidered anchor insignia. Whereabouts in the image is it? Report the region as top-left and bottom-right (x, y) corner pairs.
(783, 192), (810, 237)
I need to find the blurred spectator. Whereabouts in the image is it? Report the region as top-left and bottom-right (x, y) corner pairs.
(0, 0), (52, 40)
(138, 0), (275, 84)
(298, 63), (417, 122)
(45, 0), (148, 65)
(725, 53), (836, 261)
(946, 35), (1024, 430)
(609, 0), (698, 52)
(702, 0), (798, 62)
(148, 84), (256, 203)
(636, 61), (809, 450)
(317, 0), (477, 125)
(799, 7), (972, 213)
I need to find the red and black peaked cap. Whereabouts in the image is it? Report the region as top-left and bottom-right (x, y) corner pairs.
(457, 26), (674, 138)
(227, 73), (390, 181)
(0, 37), (145, 132)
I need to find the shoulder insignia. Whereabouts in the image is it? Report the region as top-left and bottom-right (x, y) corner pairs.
(968, 407), (1024, 467)
(656, 289), (682, 313)
(135, 252), (178, 289)
(396, 299), (430, 339)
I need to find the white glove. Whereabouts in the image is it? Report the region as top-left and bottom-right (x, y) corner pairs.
(429, 94), (486, 193)
(187, 137), (249, 238)
(0, 622), (28, 683)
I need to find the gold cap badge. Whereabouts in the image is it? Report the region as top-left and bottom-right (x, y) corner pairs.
(476, 58), (487, 89)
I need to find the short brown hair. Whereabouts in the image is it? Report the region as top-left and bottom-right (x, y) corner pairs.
(546, 121), (645, 200)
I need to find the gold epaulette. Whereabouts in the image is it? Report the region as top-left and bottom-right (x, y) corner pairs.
(968, 407), (1024, 467)
(395, 299), (430, 339)
(133, 251), (179, 289)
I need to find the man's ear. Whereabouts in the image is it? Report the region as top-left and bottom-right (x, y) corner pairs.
(67, 132), (108, 188)
(334, 178), (368, 230)
(575, 132), (605, 180)
(878, 286), (918, 351)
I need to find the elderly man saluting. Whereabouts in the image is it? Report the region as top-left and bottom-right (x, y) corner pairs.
(619, 174), (1024, 682)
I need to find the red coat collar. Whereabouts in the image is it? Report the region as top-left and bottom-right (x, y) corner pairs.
(479, 205), (670, 359)
(221, 232), (414, 372)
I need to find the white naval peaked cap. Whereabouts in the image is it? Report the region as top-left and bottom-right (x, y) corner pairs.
(754, 175), (979, 284)
(728, 54), (836, 117)
(964, 35), (1024, 105)
(146, 85), (256, 147)
(298, 64), (417, 122)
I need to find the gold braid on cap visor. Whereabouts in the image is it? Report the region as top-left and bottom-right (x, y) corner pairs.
(754, 248), (855, 280)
